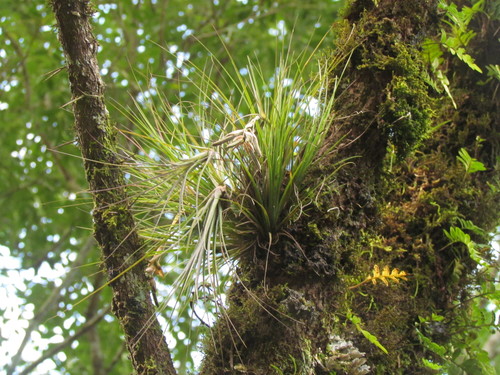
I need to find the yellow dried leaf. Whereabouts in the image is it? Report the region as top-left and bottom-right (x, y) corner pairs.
(373, 264), (380, 278)
(349, 264), (409, 290)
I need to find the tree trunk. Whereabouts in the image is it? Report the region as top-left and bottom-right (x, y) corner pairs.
(200, 1), (499, 374)
(50, 1), (176, 374)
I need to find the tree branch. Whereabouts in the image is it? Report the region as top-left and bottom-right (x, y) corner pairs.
(49, 1), (176, 374)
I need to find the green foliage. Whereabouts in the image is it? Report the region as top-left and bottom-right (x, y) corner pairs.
(457, 148), (487, 174)
(485, 64), (500, 81)
(422, 0), (485, 107)
(419, 215), (498, 375)
(444, 225), (485, 264)
(422, 358), (444, 370)
(417, 305), (498, 375)
(346, 311), (388, 354)
(2, 0), (498, 373)
(270, 355), (299, 375)
(416, 322), (447, 357)
(119, 40), (345, 349)
(439, 0), (484, 73)
(457, 218), (487, 236)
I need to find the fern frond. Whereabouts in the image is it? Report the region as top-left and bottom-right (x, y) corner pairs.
(349, 265), (408, 290)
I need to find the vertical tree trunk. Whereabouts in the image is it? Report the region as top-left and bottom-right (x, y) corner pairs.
(50, 1), (176, 374)
(201, 0), (499, 374)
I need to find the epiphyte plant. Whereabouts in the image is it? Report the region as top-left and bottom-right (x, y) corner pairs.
(117, 42), (343, 320)
(349, 264), (409, 290)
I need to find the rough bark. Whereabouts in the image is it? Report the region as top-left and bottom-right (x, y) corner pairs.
(201, 0), (498, 374)
(50, 1), (176, 374)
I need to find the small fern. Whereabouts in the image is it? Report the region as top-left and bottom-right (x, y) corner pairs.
(346, 311), (388, 354)
(349, 265), (408, 290)
(439, 0), (484, 73)
(485, 64), (500, 81)
(422, 0), (485, 108)
(457, 148), (486, 174)
(443, 226), (485, 265)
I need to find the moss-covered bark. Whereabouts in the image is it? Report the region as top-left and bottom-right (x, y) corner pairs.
(51, 1), (176, 374)
(201, 1), (498, 374)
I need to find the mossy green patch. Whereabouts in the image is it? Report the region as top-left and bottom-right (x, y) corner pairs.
(381, 73), (433, 159)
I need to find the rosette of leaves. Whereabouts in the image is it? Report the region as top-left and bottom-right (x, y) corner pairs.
(116, 44), (344, 322)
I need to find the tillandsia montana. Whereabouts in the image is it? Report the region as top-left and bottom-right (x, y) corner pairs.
(116, 41), (350, 329)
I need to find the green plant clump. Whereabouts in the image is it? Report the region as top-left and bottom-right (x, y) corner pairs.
(117, 44), (346, 316)
(381, 72), (433, 160)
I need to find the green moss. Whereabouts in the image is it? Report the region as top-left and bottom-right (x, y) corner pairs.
(200, 276), (341, 374)
(307, 222), (324, 240)
(381, 73), (433, 159)
(331, 9), (435, 162)
(359, 39), (434, 159)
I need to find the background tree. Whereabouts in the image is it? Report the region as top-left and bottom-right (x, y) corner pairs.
(1, 1), (345, 374)
(1, 0), (498, 374)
